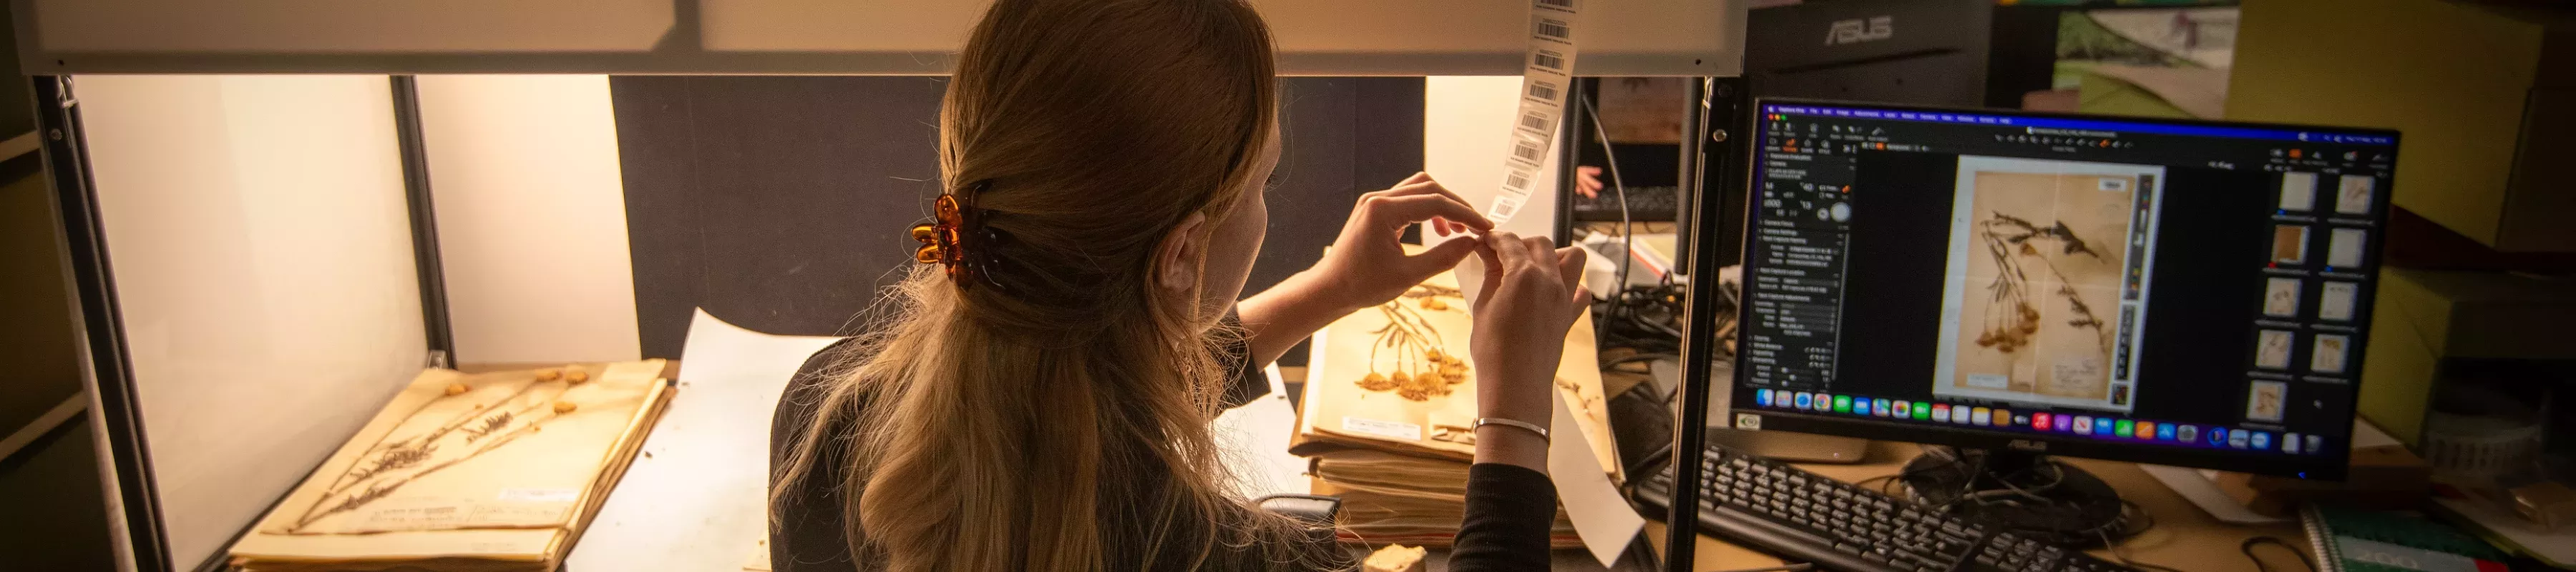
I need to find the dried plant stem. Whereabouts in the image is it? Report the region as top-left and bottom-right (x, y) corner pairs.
(291, 408), (570, 531)
(1357, 286), (1471, 400)
(291, 377), (570, 531)
(1974, 212), (2113, 355)
(306, 375), (509, 500)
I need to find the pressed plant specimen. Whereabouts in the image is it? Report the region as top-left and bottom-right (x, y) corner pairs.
(288, 368), (587, 532)
(1355, 284), (1470, 401)
(1973, 212), (2114, 356)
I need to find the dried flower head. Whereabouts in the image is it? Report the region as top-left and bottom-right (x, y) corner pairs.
(552, 401), (578, 414)
(564, 370), (591, 384)
(1357, 372), (1397, 391)
(535, 369), (562, 382)
(444, 383), (469, 396)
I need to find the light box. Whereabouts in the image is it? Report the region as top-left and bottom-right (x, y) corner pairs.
(16, 0), (1745, 76)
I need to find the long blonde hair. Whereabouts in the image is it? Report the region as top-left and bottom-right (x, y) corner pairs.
(774, 1), (1341, 570)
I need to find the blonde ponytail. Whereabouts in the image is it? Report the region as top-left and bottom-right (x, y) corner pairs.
(772, 1), (1347, 570)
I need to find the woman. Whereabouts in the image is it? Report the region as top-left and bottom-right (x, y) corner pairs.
(769, 0), (1591, 570)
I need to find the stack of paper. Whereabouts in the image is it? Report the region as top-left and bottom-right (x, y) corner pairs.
(1307, 448), (1584, 548)
(226, 360), (675, 572)
(1292, 262), (1619, 549)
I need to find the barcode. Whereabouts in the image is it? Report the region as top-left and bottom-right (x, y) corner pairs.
(1532, 50), (1565, 72)
(1534, 18), (1571, 41)
(1503, 172), (1531, 191)
(1520, 109), (1552, 132)
(1527, 81), (1559, 102)
(1489, 195), (1524, 220)
(1536, 0), (1574, 9)
(1511, 138), (1545, 162)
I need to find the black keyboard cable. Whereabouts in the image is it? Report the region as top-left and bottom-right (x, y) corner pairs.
(2240, 536), (2317, 572)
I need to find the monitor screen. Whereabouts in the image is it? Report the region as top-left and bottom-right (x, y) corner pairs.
(1721, 99), (2398, 478)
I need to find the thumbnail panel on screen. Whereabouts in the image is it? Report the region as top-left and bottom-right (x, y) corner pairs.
(1932, 156), (2163, 415)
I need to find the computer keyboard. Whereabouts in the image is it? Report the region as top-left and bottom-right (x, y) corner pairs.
(1570, 184), (1679, 222)
(1633, 445), (2138, 572)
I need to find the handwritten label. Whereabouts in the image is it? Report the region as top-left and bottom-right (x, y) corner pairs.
(498, 488), (580, 503)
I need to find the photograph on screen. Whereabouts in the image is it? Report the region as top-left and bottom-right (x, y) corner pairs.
(2336, 175), (2375, 214)
(2318, 282), (2359, 321)
(2273, 225), (2309, 265)
(2328, 228), (2367, 268)
(1932, 157), (2163, 413)
(2313, 334), (2350, 374)
(2278, 172), (2316, 212)
(2245, 380), (2287, 423)
(2263, 277), (2301, 317)
(2256, 330), (2295, 370)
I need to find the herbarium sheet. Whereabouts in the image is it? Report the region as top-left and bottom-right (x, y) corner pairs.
(1296, 258), (1620, 480)
(230, 360), (671, 564)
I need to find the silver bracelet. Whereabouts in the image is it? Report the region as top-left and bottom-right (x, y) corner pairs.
(1471, 417), (1550, 442)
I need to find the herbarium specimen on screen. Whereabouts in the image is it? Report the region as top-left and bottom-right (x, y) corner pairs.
(1973, 212), (2112, 355)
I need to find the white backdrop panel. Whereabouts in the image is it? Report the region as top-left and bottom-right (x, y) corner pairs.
(77, 74), (428, 567)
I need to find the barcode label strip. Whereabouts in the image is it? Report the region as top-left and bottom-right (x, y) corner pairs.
(1485, 0), (1581, 225)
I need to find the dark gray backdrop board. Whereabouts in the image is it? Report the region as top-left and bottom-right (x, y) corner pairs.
(610, 77), (1425, 364)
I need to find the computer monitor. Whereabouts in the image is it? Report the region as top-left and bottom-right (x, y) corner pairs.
(1685, 98), (2397, 538)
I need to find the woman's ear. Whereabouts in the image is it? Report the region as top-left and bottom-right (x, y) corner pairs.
(1156, 211), (1211, 291)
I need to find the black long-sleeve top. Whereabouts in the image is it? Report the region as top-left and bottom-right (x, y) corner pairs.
(769, 312), (1555, 571)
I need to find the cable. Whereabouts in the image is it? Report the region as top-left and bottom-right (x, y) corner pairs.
(1578, 89), (1634, 292)
(2241, 536), (2318, 572)
(1593, 279), (1689, 362)
(2095, 527), (2187, 572)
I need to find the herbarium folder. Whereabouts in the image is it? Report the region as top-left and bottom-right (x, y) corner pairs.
(226, 360), (675, 572)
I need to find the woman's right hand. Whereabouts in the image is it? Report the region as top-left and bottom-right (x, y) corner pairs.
(1465, 232), (1589, 470)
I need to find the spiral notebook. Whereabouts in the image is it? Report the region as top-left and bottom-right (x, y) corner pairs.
(2301, 503), (2509, 572)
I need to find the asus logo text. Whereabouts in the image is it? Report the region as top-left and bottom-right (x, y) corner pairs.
(1825, 16), (1894, 45)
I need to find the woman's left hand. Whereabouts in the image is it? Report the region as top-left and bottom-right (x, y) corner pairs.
(1306, 172), (1496, 312)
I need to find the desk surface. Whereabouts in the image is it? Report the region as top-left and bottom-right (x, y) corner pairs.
(1644, 440), (2311, 572)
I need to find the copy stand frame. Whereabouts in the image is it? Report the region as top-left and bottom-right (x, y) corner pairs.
(15, 2), (1747, 570)
(34, 74), (463, 572)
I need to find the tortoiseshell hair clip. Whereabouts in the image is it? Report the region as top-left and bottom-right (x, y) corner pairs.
(909, 181), (1015, 294)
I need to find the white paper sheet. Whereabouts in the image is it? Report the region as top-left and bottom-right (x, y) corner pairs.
(569, 309), (1319, 569)
(1213, 364), (1310, 499)
(1458, 254), (1641, 566)
(1551, 390), (1646, 566)
(2435, 495), (2576, 567)
(564, 309), (846, 572)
